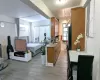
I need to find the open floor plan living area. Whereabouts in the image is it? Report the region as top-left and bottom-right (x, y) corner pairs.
(0, 0), (100, 80)
(0, 43), (67, 80)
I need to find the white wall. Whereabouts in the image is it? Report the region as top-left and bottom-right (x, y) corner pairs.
(32, 19), (50, 27)
(86, 0), (100, 80)
(80, 0), (87, 6)
(93, 0), (100, 79)
(0, 15), (15, 23)
(0, 15), (17, 59)
(86, 0), (94, 53)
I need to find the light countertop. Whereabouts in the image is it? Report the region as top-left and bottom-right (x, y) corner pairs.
(46, 43), (58, 47)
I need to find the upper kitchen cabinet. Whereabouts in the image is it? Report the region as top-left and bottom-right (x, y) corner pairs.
(71, 8), (85, 51)
(51, 17), (59, 38)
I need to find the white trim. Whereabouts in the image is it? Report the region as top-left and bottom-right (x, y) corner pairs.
(46, 63), (53, 67)
(9, 52), (32, 62)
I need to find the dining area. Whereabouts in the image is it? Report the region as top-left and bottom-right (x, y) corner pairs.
(67, 48), (94, 80)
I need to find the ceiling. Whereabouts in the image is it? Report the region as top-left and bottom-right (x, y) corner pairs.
(42, 0), (82, 19)
(0, 0), (46, 22)
(0, 0), (88, 21)
(20, 14), (47, 22)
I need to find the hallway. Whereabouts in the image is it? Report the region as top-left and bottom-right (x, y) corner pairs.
(0, 43), (67, 80)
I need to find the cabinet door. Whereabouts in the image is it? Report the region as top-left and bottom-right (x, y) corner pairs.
(47, 47), (54, 63)
(55, 21), (58, 36)
(51, 18), (55, 38)
(51, 17), (59, 38)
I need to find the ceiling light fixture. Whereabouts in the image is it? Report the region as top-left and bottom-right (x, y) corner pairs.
(56, 0), (68, 5)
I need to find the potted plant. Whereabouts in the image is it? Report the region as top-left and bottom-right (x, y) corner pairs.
(74, 33), (83, 51)
(76, 41), (81, 51)
(41, 46), (46, 65)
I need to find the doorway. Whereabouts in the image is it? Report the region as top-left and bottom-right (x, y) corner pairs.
(62, 23), (68, 41)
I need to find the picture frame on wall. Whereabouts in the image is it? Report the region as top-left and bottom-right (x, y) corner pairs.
(86, 0), (95, 38)
(88, 19), (94, 38)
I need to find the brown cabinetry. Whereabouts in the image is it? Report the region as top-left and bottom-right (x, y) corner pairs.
(71, 8), (85, 51)
(51, 17), (59, 38)
(46, 42), (61, 66)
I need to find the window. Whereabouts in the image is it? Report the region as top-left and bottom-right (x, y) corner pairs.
(64, 28), (68, 31)
(33, 26), (51, 42)
(19, 19), (30, 37)
(62, 23), (68, 41)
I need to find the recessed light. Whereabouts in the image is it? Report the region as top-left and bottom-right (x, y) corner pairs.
(56, 0), (68, 5)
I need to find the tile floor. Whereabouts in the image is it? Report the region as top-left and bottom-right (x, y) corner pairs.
(0, 43), (67, 80)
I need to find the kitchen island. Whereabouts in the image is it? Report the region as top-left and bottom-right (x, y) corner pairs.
(46, 41), (61, 67)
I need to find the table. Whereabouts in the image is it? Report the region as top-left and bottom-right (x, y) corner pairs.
(69, 50), (94, 63)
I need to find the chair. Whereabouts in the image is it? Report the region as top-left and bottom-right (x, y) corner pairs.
(77, 55), (94, 80)
(67, 45), (73, 80)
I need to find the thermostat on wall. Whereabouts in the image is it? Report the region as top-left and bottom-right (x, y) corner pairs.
(0, 22), (5, 27)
